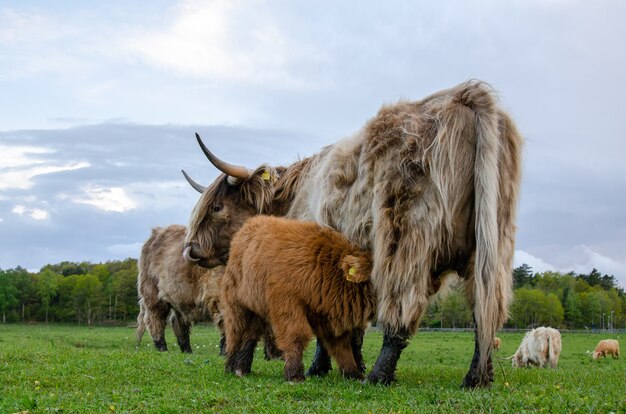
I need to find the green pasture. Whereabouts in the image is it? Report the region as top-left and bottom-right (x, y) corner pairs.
(0, 325), (624, 413)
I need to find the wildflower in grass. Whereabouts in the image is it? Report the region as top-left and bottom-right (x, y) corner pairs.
(109, 404), (115, 412)
(34, 380), (40, 386)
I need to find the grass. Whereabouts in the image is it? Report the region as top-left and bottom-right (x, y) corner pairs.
(0, 325), (624, 413)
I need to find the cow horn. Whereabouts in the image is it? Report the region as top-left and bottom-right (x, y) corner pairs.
(195, 133), (251, 180)
(183, 245), (200, 262)
(181, 169), (206, 194)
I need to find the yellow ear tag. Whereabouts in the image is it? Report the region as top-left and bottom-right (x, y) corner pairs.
(261, 171), (271, 181)
(349, 266), (357, 276)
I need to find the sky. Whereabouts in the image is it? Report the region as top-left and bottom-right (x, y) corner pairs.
(1, 0), (625, 287)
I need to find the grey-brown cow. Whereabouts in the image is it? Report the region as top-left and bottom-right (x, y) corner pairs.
(136, 224), (224, 353)
(182, 80), (523, 387)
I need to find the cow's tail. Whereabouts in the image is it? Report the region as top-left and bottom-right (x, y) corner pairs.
(458, 81), (523, 384)
(135, 298), (146, 349)
(547, 331), (555, 368)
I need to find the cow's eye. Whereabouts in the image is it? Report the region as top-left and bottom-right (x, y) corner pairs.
(213, 204), (223, 213)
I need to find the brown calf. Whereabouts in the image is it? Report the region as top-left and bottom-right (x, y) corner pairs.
(221, 215), (375, 382)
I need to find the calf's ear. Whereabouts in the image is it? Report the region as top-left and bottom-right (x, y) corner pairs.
(340, 255), (371, 283)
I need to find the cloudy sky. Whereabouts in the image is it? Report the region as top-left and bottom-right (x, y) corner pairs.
(1, 1), (625, 287)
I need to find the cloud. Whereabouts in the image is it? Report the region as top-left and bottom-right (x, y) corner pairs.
(71, 186), (137, 212)
(0, 161), (91, 191)
(126, 0), (318, 87)
(514, 250), (556, 274)
(12, 205), (49, 220)
(515, 247), (626, 288)
(565, 247), (626, 287)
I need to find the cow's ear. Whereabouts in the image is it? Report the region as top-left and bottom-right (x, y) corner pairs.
(240, 165), (279, 213)
(341, 255), (371, 283)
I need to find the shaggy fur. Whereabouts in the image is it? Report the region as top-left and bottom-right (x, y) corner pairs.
(136, 225), (281, 358)
(184, 80), (524, 387)
(592, 339), (620, 360)
(136, 225), (223, 352)
(221, 216), (375, 382)
(511, 327), (562, 368)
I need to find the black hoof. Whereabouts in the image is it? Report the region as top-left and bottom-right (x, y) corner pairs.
(305, 365), (331, 377)
(366, 369), (395, 385)
(461, 371), (492, 389)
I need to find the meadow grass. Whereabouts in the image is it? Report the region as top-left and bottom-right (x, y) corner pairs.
(0, 324), (624, 413)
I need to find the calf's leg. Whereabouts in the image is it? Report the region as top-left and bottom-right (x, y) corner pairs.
(224, 304), (262, 376)
(351, 327), (366, 374)
(271, 310), (313, 382)
(324, 334), (363, 380)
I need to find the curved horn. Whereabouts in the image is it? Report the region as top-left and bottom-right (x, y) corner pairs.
(183, 245), (200, 262)
(181, 169), (206, 194)
(195, 133), (251, 180)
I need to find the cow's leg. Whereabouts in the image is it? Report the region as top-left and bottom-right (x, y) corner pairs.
(145, 301), (170, 352)
(324, 334), (362, 380)
(366, 327), (410, 385)
(270, 310), (312, 382)
(351, 327), (366, 374)
(224, 304), (260, 376)
(262, 325), (283, 361)
(305, 339), (332, 377)
(171, 310), (193, 353)
(461, 315), (494, 388)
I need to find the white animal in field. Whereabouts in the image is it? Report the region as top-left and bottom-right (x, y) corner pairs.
(511, 327), (562, 368)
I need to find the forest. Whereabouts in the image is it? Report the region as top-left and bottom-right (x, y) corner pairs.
(0, 260), (624, 330)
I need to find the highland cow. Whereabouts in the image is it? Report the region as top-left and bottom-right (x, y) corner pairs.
(183, 80), (523, 387)
(221, 216), (376, 382)
(511, 327), (562, 368)
(493, 337), (502, 351)
(592, 339), (620, 360)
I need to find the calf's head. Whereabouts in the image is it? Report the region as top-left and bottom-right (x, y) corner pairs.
(183, 134), (277, 268)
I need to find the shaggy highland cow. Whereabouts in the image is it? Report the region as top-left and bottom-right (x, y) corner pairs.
(510, 327), (562, 368)
(592, 339), (620, 360)
(136, 225), (223, 353)
(183, 81), (523, 387)
(221, 216), (375, 382)
(136, 224), (281, 359)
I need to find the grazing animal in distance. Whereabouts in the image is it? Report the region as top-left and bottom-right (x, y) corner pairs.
(493, 337), (502, 351)
(592, 339), (620, 360)
(221, 216), (375, 382)
(510, 327), (562, 368)
(136, 224), (281, 359)
(182, 80), (524, 387)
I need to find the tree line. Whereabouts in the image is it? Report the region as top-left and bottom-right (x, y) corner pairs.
(422, 265), (625, 330)
(0, 259), (138, 325)
(0, 260), (624, 330)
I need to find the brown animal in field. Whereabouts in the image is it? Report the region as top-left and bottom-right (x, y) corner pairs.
(182, 80), (523, 387)
(493, 337), (502, 351)
(592, 339), (620, 360)
(136, 225), (281, 358)
(510, 327), (561, 368)
(221, 216), (376, 382)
